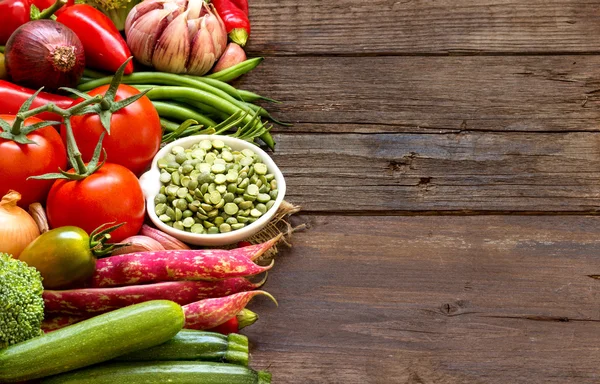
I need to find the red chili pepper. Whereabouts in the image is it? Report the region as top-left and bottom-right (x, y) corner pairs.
(212, 0), (251, 47)
(0, 0), (32, 44)
(0, 80), (73, 121)
(207, 316), (239, 335)
(32, 0), (72, 13)
(229, 0), (248, 16)
(207, 308), (259, 335)
(0, 0), (69, 45)
(56, 5), (134, 74)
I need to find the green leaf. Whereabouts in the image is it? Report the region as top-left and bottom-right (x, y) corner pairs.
(105, 58), (132, 103)
(86, 133), (107, 173)
(12, 135), (37, 145)
(110, 88), (150, 112)
(98, 110), (112, 133)
(18, 88), (43, 114)
(60, 87), (93, 100)
(29, 172), (71, 180)
(0, 119), (12, 133)
(30, 4), (41, 19)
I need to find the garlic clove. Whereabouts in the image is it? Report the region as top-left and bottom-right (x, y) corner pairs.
(186, 0), (204, 19)
(187, 17), (201, 38)
(125, 0), (165, 35)
(187, 16), (217, 76)
(152, 10), (190, 74)
(127, 8), (175, 66)
(204, 4), (228, 59)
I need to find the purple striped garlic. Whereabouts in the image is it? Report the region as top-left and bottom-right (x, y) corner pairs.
(125, 0), (227, 75)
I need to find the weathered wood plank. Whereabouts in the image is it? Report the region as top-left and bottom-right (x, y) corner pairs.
(271, 132), (600, 213)
(245, 215), (600, 383)
(238, 56), (600, 133)
(247, 0), (600, 55)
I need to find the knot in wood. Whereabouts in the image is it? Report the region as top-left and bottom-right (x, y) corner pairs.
(441, 302), (458, 314)
(440, 300), (466, 315)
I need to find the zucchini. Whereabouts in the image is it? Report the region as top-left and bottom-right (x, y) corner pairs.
(0, 300), (184, 383)
(114, 330), (250, 366)
(41, 361), (272, 384)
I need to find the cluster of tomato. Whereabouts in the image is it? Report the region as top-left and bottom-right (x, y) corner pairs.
(0, 83), (161, 242)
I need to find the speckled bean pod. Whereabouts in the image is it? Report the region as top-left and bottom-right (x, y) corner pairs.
(91, 237), (278, 287)
(183, 291), (276, 330)
(44, 277), (267, 316)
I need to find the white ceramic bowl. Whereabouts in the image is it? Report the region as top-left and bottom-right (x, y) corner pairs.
(139, 135), (286, 246)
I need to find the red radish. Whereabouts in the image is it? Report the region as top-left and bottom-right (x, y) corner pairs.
(91, 237), (279, 287)
(212, 42), (247, 74)
(184, 290), (276, 330)
(43, 277), (267, 316)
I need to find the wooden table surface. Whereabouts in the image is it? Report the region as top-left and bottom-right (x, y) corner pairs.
(236, 2), (600, 382)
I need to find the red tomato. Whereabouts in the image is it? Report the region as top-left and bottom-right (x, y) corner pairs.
(0, 115), (67, 207)
(63, 84), (162, 176)
(46, 162), (145, 242)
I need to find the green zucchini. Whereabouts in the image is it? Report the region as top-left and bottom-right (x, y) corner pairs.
(114, 330), (250, 366)
(41, 361), (272, 384)
(0, 300), (184, 383)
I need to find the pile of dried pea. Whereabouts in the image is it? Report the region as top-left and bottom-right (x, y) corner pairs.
(154, 139), (279, 234)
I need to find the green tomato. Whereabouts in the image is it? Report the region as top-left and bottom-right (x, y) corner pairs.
(19, 226), (97, 289)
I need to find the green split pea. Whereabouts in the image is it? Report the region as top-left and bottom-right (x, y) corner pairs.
(155, 139), (279, 234)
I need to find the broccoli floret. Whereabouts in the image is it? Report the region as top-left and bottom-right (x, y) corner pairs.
(83, 0), (142, 31)
(0, 253), (44, 348)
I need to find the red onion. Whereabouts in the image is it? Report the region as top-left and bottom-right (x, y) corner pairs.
(5, 20), (85, 92)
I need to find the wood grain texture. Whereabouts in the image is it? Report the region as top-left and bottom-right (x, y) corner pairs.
(246, 215), (600, 383)
(246, 1), (600, 55)
(238, 56), (600, 133)
(271, 132), (600, 213)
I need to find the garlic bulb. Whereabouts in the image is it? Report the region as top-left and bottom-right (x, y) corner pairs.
(125, 0), (227, 75)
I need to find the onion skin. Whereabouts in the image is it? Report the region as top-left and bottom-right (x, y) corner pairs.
(140, 224), (191, 250)
(5, 20), (85, 92)
(111, 235), (165, 256)
(0, 191), (40, 258)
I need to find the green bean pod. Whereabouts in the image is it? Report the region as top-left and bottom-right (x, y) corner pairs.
(189, 77), (279, 103)
(160, 118), (182, 132)
(206, 57), (264, 82)
(142, 87), (269, 142)
(152, 101), (217, 128)
(237, 89), (280, 103)
(187, 76), (244, 100)
(173, 98), (227, 120)
(77, 73), (257, 119)
(187, 78), (280, 104)
(82, 68), (111, 79)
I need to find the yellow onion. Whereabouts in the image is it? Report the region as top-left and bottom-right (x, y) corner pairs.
(125, 0), (227, 75)
(0, 191), (40, 258)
